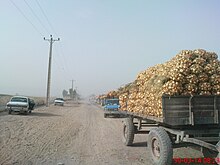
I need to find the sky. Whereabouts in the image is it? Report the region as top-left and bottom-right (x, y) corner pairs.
(0, 0), (220, 97)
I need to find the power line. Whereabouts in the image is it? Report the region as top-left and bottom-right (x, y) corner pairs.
(9, 0), (44, 37)
(23, 0), (50, 35)
(54, 46), (66, 70)
(33, 0), (72, 81)
(58, 44), (72, 75)
(53, 48), (76, 92)
(35, 0), (59, 38)
(26, 0), (74, 94)
(54, 46), (72, 78)
(53, 55), (70, 81)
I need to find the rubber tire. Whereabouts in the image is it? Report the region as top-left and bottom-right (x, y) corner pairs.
(122, 117), (134, 146)
(148, 128), (173, 165)
(202, 147), (218, 159)
(104, 114), (107, 118)
(29, 110), (32, 113)
(134, 125), (138, 134)
(8, 109), (12, 114)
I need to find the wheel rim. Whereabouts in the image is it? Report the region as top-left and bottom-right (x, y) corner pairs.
(151, 137), (160, 159)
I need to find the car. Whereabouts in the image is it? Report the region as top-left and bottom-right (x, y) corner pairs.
(54, 98), (64, 106)
(6, 96), (33, 114)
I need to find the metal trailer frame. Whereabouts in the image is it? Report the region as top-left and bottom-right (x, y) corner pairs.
(120, 114), (220, 165)
(118, 95), (220, 165)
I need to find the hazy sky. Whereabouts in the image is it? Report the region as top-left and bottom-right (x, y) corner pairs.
(1, 0), (220, 97)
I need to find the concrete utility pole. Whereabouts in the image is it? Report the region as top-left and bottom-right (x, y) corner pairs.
(70, 79), (75, 99)
(75, 87), (78, 103)
(71, 79), (75, 90)
(44, 35), (60, 107)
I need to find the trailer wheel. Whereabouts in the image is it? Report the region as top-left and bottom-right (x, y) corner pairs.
(148, 128), (173, 165)
(122, 117), (134, 146)
(202, 147), (218, 159)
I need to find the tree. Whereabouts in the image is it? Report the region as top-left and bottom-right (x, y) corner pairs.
(69, 88), (73, 99)
(62, 90), (68, 98)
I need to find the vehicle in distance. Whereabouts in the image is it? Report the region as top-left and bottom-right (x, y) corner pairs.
(104, 98), (120, 118)
(54, 98), (64, 106)
(6, 96), (34, 114)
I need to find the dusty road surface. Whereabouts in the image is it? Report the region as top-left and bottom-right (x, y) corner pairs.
(0, 100), (203, 165)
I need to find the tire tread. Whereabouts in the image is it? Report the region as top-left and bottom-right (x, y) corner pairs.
(148, 128), (173, 165)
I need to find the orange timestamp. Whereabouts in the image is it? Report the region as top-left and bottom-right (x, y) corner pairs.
(173, 157), (220, 164)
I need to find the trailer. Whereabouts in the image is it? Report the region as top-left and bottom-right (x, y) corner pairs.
(118, 95), (220, 165)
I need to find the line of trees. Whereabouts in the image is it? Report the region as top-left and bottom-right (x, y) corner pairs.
(62, 89), (80, 100)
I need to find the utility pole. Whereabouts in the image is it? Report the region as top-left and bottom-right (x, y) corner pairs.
(70, 79), (75, 99)
(71, 79), (75, 90)
(44, 35), (60, 107)
(75, 86), (78, 103)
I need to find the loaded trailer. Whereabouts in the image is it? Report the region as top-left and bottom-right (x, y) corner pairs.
(118, 95), (220, 165)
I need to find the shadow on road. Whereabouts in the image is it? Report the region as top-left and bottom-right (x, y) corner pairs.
(0, 111), (7, 116)
(64, 104), (81, 108)
(131, 141), (147, 147)
(26, 112), (61, 117)
(0, 111), (61, 117)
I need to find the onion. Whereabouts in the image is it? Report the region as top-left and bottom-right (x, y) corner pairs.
(112, 49), (220, 117)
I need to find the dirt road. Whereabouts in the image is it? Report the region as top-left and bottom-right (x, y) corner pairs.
(0, 100), (203, 165)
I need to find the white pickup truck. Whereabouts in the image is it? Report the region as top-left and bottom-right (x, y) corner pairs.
(6, 96), (34, 114)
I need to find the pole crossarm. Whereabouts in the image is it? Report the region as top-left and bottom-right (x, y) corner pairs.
(44, 35), (60, 42)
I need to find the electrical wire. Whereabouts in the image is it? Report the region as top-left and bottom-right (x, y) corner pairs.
(11, 0), (73, 89)
(23, 0), (51, 35)
(9, 0), (73, 94)
(35, 0), (59, 38)
(56, 45), (72, 76)
(33, 0), (74, 82)
(34, 0), (73, 87)
(54, 46), (72, 80)
(9, 0), (44, 37)
(59, 45), (71, 73)
(53, 56), (70, 82)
